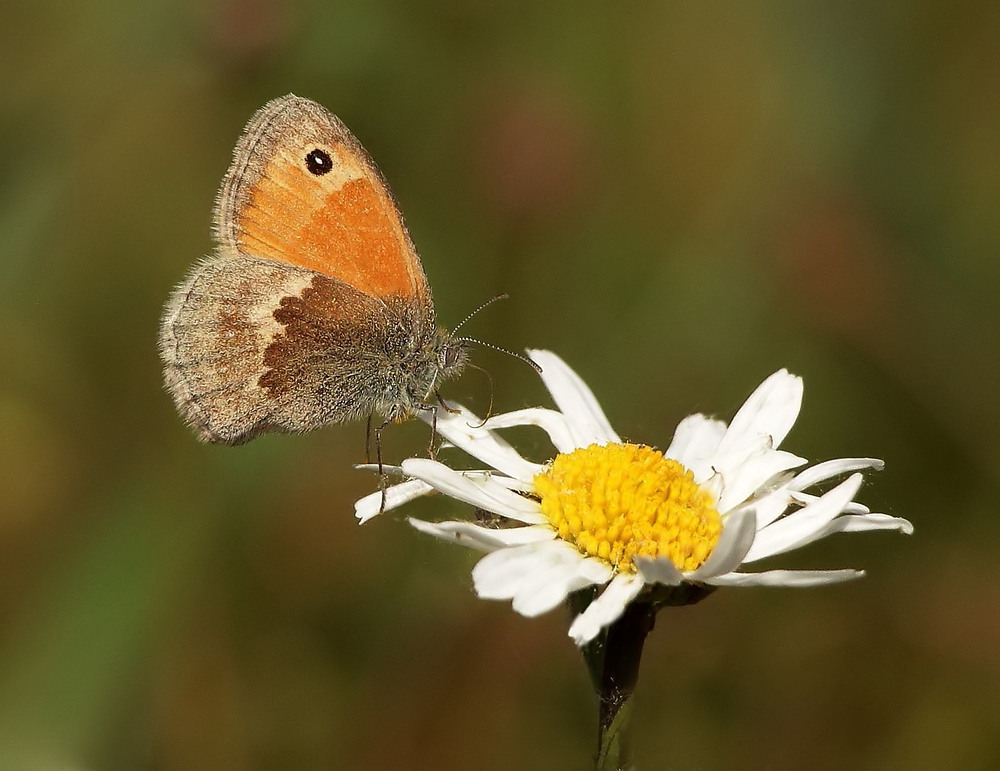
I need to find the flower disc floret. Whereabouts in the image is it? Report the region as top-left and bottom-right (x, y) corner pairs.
(533, 443), (722, 573)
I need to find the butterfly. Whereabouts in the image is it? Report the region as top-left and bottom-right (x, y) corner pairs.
(159, 94), (468, 445)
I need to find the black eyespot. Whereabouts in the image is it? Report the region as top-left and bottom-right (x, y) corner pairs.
(304, 148), (333, 175)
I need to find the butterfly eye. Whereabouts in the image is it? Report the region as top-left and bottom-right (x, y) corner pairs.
(304, 148), (333, 176)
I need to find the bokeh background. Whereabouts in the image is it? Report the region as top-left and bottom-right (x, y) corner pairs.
(2, 2), (999, 768)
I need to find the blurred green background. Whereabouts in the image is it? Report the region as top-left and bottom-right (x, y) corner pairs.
(2, 1), (998, 768)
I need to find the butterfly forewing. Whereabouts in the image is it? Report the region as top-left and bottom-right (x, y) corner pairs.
(215, 95), (430, 301)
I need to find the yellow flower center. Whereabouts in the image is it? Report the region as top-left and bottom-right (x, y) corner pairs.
(533, 443), (722, 573)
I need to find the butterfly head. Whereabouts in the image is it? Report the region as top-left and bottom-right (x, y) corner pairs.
(419, 324), (470, 402)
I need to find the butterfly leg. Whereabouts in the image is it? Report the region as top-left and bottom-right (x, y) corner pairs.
(426, 393), (460, 460)
(373, 417), (392, 514)
(427, 405), (439, 460)
(434, 390), (461, 415)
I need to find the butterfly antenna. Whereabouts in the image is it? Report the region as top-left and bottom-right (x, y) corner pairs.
(457, 337), (542, 374)
(450, 293), (542, 374)
(450, 293), (510, 335)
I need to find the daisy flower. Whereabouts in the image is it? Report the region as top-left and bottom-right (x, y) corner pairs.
(356, 351), (912, 645)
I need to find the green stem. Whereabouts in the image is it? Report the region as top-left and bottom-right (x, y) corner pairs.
(577, 583), (716, 771)
(593, 600), (656, 771)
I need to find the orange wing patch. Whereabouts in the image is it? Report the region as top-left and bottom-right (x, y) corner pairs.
(216, 95), (429, 302)
(239, 156), (418, 298)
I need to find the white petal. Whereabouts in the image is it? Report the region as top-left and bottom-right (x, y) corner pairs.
(715, 448), (806, 513)
(366, 465), (534, 492)
(472, 543), (556, 599)
(789, 458), (884, 491)
(752, 486), (880, 533)
(354, 463), (405, 475)
(355, 479), (434, 523)
(689, 508), (757, 580)
(634, 556), (684, 586)
(527, 349), (621, 446)
(487, 474), (537, 493)
(511, 554), (612, 617)
(408, 518), (554, 551)
(429, 404), (543, 481)
(665, 414), (727, 477)
(814, 512), (914, 537)
(715, 370), (803, 458)
(699, 471), (725, 503)
(747, 486), (795, 529)
(706, 568), (865, 587)
(484, 408), (577, 453)
(568, 573), (645, 646)
(742, 474), (863, 563)
(472, 541), (611, 615)
(401, 458), (546, 524)
(788, 490), (871, 515)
